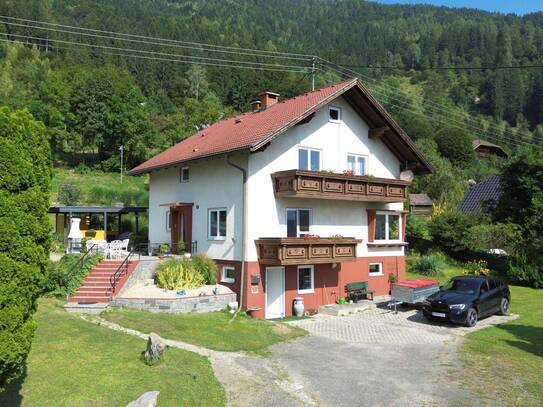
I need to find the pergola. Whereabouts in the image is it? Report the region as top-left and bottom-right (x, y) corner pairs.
(49, 205), (148, 241)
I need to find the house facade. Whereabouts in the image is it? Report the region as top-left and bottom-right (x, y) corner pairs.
(130, 78), (433, 318)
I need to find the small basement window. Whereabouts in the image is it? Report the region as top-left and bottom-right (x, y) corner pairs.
(369, 263), (383, 276)
(297, 265), (314, 293)
(180, 167), (190, 182)
(329, 106), (341, 122)
(221, 266), (236, 283)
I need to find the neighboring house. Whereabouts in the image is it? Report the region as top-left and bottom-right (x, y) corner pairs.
(409, 194), (433, 216)
(459, 175), (502, 214)
(473, 139), (509, 160)
(129, 78), (433, 319)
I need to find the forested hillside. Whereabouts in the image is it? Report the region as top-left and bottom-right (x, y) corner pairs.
(1, 0), (542, 175)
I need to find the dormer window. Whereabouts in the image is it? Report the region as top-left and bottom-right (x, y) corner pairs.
(180, 167), (190, 183)
(329, 106), (341, 122)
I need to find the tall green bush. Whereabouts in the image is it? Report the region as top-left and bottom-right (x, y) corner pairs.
(0, 107), (51, 390)
(428, 209), (481, 253)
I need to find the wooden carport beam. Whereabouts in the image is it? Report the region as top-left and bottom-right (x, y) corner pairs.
(369, 126), (390, 139)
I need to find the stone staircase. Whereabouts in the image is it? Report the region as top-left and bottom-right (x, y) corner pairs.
(67, 260), (138, 304)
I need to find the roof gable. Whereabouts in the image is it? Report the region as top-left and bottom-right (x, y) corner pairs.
(129, 78), (433, 175)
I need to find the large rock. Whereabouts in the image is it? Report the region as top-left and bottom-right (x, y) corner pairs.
(144, 333), (167, 362)
(126, 391), (160, 407)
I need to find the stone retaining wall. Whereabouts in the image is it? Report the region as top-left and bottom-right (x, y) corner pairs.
(112, 293), (236, 313)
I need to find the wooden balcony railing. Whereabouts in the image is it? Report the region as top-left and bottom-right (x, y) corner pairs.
(255, 237), (361, 266)
(271, 169), (409, 202)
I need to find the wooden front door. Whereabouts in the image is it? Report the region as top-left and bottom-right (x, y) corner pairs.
(170, 205), (193, 254)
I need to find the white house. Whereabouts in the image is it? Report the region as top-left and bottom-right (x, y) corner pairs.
(130, 78), (433, 318)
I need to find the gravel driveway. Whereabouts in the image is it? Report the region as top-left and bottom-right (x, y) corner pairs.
(266, 306), (518, 407)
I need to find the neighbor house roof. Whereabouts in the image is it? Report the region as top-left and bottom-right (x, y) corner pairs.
(409, 193), (433, 207)
(129, 78), (433, 175)
(472, 139), (509, 158)
(458, 175), (502, 214)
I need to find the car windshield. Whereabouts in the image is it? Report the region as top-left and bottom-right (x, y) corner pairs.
(442, 278), (481, 294)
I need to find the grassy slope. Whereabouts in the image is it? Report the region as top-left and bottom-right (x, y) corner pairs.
(102, 308), (307, 353)
(407, 256), (542, 405)
(52, 168), (148, 206)
(460, 285), (542, 405)
(0, 299), (225, 407)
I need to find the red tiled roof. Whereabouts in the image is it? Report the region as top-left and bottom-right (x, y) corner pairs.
(130, 78), (432, 175)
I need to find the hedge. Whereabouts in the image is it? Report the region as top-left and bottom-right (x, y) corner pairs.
(0, 107), (51, 390)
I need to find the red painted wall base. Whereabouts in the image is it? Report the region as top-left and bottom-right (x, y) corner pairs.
(214, 256), (405, 319)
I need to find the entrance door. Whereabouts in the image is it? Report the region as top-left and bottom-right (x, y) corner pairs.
(170, 205), (193, 254)
(266, 267), (285, 319)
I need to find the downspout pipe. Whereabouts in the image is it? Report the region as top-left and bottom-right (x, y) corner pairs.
(226, 155), (247, 319)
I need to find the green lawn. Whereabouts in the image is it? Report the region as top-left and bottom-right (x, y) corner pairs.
(102, 307), (307, 353)
(52, 168), (148, 206)
(407, 255), (543, 405)
(0, 299), (225, 407)
(459, 285), (543, 405)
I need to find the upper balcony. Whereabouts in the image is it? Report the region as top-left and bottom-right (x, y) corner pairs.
(271, 169), (409, 203)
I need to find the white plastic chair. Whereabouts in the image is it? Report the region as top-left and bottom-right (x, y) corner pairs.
(121, 239), (130, 256)
(108, 240), (123, 259)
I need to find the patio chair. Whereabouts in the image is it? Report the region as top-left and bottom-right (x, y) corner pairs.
(108, 240), (123, 259)
(121, 239), (130, 256)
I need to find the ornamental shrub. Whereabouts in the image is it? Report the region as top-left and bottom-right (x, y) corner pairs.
(435, 126), (475, 166)
(192, 253), (218, 284)
(409, 254), (441, 277)
(155, 258), (205, 290)
(57, 182), (82, 205)
(0, 107), (51, 390)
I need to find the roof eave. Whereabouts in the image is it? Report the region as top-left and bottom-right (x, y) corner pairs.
(128, 146), (251, 176)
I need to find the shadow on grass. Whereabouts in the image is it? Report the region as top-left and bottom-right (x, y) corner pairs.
(497, 324), (543, 357)
(0, 366), (26, 407)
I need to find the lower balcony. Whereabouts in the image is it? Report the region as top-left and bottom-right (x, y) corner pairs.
(255, 237), (361, 266)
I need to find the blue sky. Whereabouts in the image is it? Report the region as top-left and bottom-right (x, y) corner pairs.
(374, 1), (543, 15)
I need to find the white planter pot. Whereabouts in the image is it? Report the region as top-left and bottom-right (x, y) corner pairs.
(293, 297), (304, 317)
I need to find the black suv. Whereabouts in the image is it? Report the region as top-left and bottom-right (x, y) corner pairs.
(422, 276), (510, 327)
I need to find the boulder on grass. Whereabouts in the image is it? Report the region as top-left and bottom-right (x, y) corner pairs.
(126, 391), (160, 407)
(144, 333), (167, 362)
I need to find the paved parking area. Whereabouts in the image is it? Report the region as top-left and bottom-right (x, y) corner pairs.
(266, 307), (518, 406)
(288, 305), (518, 345)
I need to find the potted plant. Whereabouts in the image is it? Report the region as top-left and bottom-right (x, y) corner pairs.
(159, 243), (171, 258)
(388, 273), (398, 295)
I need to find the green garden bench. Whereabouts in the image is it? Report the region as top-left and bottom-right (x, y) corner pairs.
(345, 281), (374, 302)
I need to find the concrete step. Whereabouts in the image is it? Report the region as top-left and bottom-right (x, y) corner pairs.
(68, 296), (110, 303)
(64, 302), (109, 314)
(318, 301), (376, 317)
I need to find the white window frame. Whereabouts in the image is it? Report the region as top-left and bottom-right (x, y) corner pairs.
(328, 106), (342, 123)
(347, 153), (368, 176)
(286, 208), (313, 237)
(180, 166), (190, 183)
(221, 266), (236, 284)
(369, 262), (383, 277)
(208, 208), (227, 240)
(375, 211), (402, 242)
(166, 210), (171, 232)
(298, 147), (322, 171)
(297, 265), (315, 294)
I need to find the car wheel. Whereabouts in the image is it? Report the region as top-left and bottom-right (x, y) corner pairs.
(499, 297), (510, 315)
(465, 308), (478, 327)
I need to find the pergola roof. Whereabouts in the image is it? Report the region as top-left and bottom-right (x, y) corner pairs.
(48, 205), (148, 214)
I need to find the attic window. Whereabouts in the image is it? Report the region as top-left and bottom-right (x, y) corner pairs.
(180, 167), (190, 183)
(329, 106), (341, 122)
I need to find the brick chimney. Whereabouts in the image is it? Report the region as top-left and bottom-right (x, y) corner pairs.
(259, 91), (279, 109)
(250, 99), (262, 112)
